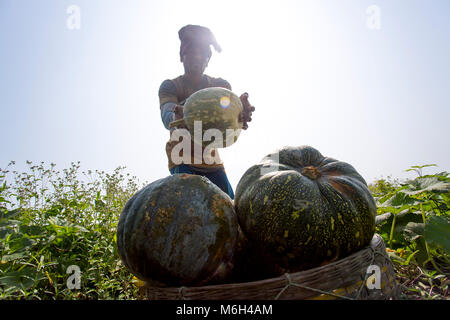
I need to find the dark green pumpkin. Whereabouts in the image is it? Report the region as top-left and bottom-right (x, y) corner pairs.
(234, 146), (376, 277)
(116, 174), (241, 286)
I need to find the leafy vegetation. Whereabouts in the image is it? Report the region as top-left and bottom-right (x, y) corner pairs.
(369, 165), (449, 299)
(0, 161), (448, 299)
(0, 161), (145, 299)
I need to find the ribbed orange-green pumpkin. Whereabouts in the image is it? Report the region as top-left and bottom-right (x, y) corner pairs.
(234, 146), (376, 277)
(116, 174), (241, 286)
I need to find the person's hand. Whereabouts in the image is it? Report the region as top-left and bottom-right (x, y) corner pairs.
(174, 104), (184, 120)
(238, 93), (255, 130)
(170, 104), (188, 129)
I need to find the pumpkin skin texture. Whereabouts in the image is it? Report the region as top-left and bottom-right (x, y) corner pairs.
(183, 87), (243, 148)
(234, 146), (376, 277)
(116, 174), (241, 286)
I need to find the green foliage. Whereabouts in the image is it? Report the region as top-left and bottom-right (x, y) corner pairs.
(1, 161), (448, 300)
(368, 175), (400, 196)
(372, 164), (449, 299)
(0, 161), (146, 299)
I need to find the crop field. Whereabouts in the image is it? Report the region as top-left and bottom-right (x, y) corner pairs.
(0, 162), (448, 300)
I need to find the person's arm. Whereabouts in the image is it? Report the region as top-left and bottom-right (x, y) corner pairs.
(159, 80), (179, 130)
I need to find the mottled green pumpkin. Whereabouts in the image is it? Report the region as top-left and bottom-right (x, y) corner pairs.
(116, 174), (241, 286)
(171, 87), (244, 148)
(234, 146), (376, 277)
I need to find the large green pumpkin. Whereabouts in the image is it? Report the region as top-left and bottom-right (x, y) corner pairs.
(116, 174), (241, 286)
(234, 146), (376, 277)
(170, 87), (243, 148)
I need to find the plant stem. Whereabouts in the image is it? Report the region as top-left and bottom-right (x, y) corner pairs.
(389, 213), (397, 248)
(420, 203), (444, 274)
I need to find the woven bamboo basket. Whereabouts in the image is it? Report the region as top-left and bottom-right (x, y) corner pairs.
(142, 233), (400, 300)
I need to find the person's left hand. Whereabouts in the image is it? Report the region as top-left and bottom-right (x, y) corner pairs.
(174, 104), (184, 120)
(238, 92), (255, 130)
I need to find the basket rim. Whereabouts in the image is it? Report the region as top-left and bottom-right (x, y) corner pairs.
(143, 233), (384, 291)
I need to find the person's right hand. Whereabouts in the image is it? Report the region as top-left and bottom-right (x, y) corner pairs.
(239, 93), (255, 130)
(174, 104), (184, 120)
(171, 104), (188, 129)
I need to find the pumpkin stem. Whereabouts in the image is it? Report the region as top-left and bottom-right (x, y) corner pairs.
(301, 166), (322, 180)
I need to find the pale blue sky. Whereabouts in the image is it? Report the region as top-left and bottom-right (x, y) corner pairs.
(1, 0), (449, 189)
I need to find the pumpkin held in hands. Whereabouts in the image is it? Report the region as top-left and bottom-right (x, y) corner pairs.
(116, 174), (242, 286)
(169, 87), (244, 148)
(234, 145), (377, 277)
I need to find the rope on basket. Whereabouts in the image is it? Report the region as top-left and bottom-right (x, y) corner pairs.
(274, 273), (354, 300)
(177, 286), (188, 300)
(274, 246), (383, 300)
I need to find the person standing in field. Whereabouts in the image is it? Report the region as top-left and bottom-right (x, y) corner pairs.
(159, 25), (254, 199)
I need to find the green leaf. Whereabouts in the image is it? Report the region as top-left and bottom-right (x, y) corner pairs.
(9, 236), (35, 252)
(1, 251), (27, 262)
(0, 209), (21, 220)
(378, 185), (409, 205)
(405, 250), (420, 265)
(383, 191), (416, 206)
(405, 164), (437, 172)
(379, 205), (412, 215)
(69, 200), (78, 208)
(441, 193), (450, 203)
(403, 222), (425, 242)
(424, 216), (450, 254)
(75, 225), (88, 233)
(95, 199), (106, 210)
(375, 212), (392, 225)
(19, 225), (46, 236)
(376, 209), (424, 248)
(0, 225), (12, 239)
(0, 196), (11, 204)
(415, 237), (429, 266)
(0, 219), (21, 228)
(402, 176), (450, 195)
(43, 207), (61, 217)
(0, 268), (44, 290)
(386, 250), (405, 263)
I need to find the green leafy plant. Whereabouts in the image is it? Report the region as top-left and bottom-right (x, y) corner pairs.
(0, 161), (146, 299)
(371, 165), (449, 299)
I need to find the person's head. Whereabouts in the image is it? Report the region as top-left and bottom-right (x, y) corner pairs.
(178, 25), (221, 76)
